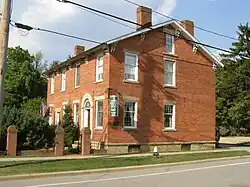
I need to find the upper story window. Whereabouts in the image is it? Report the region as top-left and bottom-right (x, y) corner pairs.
(123, 100), (138, 129)
(124, 52), (138, 82)
(61, 71), (66, 92)
(166, 34), (175, 54)
(75, 64), (80, 88)
(164, 60), (176, 87)
(50, 75), (55, 94)
(96, 55), (103, 82)
(164, 103), (176, 130)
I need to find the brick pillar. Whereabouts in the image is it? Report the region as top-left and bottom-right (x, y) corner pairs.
(81, 127), (91, 155)
(6, 126), (17, 157)
(55, 125), (64, 156)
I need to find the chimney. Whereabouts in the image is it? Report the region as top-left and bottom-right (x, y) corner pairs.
(180, 20), (194, 36)
(136, 6), (152, 30)
(74, 45), (85, 56)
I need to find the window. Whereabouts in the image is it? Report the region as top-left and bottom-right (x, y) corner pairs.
(166, 34), (174, 54)
(61, 71), (66, 91)
(96, 100), (103, 128)
(55, 112), (60, 125)
(73, 103), (79, 126)
(164, 104), (176, 130)
(49, 107), (53, 125)
(124, 100), (137, 128)
(75, 64), (80, 87)
(62, 105), (66, 116)
(164, 60), (176, 86)
(124, 52), (138, 81)
(96, 55), (103, 81)
(50, 76), (55, 94)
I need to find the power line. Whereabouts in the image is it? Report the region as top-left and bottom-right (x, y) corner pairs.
(11, 21), (102, 44)
(57, 0), (249, 59)
(124, 0), (238, 41)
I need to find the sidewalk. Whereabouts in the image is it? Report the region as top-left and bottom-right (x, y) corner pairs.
(0, 148), (249, 162)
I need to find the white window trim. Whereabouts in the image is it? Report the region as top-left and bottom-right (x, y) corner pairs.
(166, 34), (175, 55)
(163, 103), (176, 131)
(75, 63), (80, 88)
(55, 111), (60, 126)
(124, 52), (139, 82)
(96, 54), (104, 82)
(50, 76), (55, 94)
(61, 70), (66, 92)
(123, 100), (138, 129)
(95, 99), (104, 130)
(164, 59), (176, 87)
(73, 103), (79, 125)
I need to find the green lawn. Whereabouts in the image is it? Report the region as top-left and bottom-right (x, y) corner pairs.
(0, 151), (249, 176)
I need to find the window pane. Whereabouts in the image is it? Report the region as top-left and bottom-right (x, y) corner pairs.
(164, 114), (172, 128)
(96, 101), (103, 127)
(166, 34), (173, 53)
(124, 101), (136, 127)
(164, 105), (174, 129)
(125, 54), (136, 66)
(164, 73), (173, 85)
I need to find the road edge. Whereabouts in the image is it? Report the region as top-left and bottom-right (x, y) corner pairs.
(1, 155), (250, 181)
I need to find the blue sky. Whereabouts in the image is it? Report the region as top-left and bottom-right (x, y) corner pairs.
(1, 0), (249, 63)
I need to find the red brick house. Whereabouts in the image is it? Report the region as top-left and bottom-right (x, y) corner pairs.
(47, 6), (224, 154)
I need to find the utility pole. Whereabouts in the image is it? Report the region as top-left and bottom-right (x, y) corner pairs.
(0, 0), (11, 111)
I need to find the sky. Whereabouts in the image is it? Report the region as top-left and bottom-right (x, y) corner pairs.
(1, 0), (249, 63)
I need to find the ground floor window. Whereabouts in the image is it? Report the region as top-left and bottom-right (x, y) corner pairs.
(164, 104), (176, 130)
(124, 100), (137, 128)
(96, 100), (103, 128)
(55, 112), (60, 125)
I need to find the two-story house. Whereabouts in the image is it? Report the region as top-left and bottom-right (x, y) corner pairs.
(47, 6), (224, 154)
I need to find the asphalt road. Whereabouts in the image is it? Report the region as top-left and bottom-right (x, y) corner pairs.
(1, 157), (250, 187)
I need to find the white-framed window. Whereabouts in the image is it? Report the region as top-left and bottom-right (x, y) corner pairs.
(73, 103), (79, 126)
(50, 75), (55, 94)
(96, 55), (103, 81)
(166, 34), (174, 54)
(49, 107), (53, 125)
(164, 60), (176, 86)
(55, 112), (60, 125)
(62, 105), (66, 116)
(61, 71), (66, 91)
(164, 104), (176, 130)
(124, 52), (138, 81)
(95, 100), (103, 128)
(75, 64), (80, 87)
(123, 100), (137, 128)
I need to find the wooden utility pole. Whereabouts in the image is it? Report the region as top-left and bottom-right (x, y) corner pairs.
(0, 0), (11, 111)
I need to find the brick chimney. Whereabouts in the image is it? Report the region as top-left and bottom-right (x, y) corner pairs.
(74, 45), (85, 56)
(180, 20), (194, 36)
(136, 6), (152, 30)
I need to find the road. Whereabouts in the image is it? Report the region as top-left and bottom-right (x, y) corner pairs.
(1, 157), (250, 187)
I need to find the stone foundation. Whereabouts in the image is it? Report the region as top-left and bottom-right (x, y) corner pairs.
(105, 142), (215, 155)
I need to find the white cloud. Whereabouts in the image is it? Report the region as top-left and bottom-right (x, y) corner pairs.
(8, 0), (177, 62)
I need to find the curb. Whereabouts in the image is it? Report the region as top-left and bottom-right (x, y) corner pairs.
(0, 155), (250, 181)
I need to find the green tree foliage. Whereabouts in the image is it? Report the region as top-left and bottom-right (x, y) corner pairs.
(4, 47), (47, 107)
(216, 23), (250, 136)
(60, 105), (77, 147)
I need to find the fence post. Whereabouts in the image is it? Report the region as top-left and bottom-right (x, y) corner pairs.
(6, 125), (17, 157)
(55, 125), (64, 156)
(81, 127), (91, 155)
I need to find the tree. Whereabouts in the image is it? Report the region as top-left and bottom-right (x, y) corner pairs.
(216, 23), (250, 136)
(4, 47), (47, 107)
(60, 105), (77, 147)
(49, 60), (60, 69)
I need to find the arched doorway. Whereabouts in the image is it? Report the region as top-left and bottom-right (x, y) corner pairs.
(83, 99), (91, 129)
(81, 93), (93, 138)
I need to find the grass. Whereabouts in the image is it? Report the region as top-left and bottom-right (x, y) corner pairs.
(0, 150), (249, 176)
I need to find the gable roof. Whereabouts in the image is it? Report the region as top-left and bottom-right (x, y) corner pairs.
(48, 20), (223, 74)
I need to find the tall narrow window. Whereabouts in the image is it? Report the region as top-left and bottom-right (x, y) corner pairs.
(73, 103), (79, 126)
(61, 71), (66, 91)
(62, 105), (66, 116)
(164, 60), (176, 86)
(96, 100), (103, 128)
(75, 64), (80, 87)
(96, 55), (103, 81)
(49, 107), (53, 125)
(50, 75), (55, 94)
(124, 100), (137, 128)
(164, 104), (176, 130)
(166, 34), (174, 54)
(124, 52), (138, 81)
(55, 112), (60, 125)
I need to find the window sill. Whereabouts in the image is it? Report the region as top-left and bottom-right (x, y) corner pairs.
(122, 127), (137, 130)
(50, 93), (54, 95)
(95, 127), (103, 131)
(163, 52), (178, 58)
(163, 84), (177, 89)
(123, 80), (139, 84)
(75, 86), (80, 89)
(94, 80), (103, 84)
(163, 128), (176, 132)
(60, 90), (66, 93)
